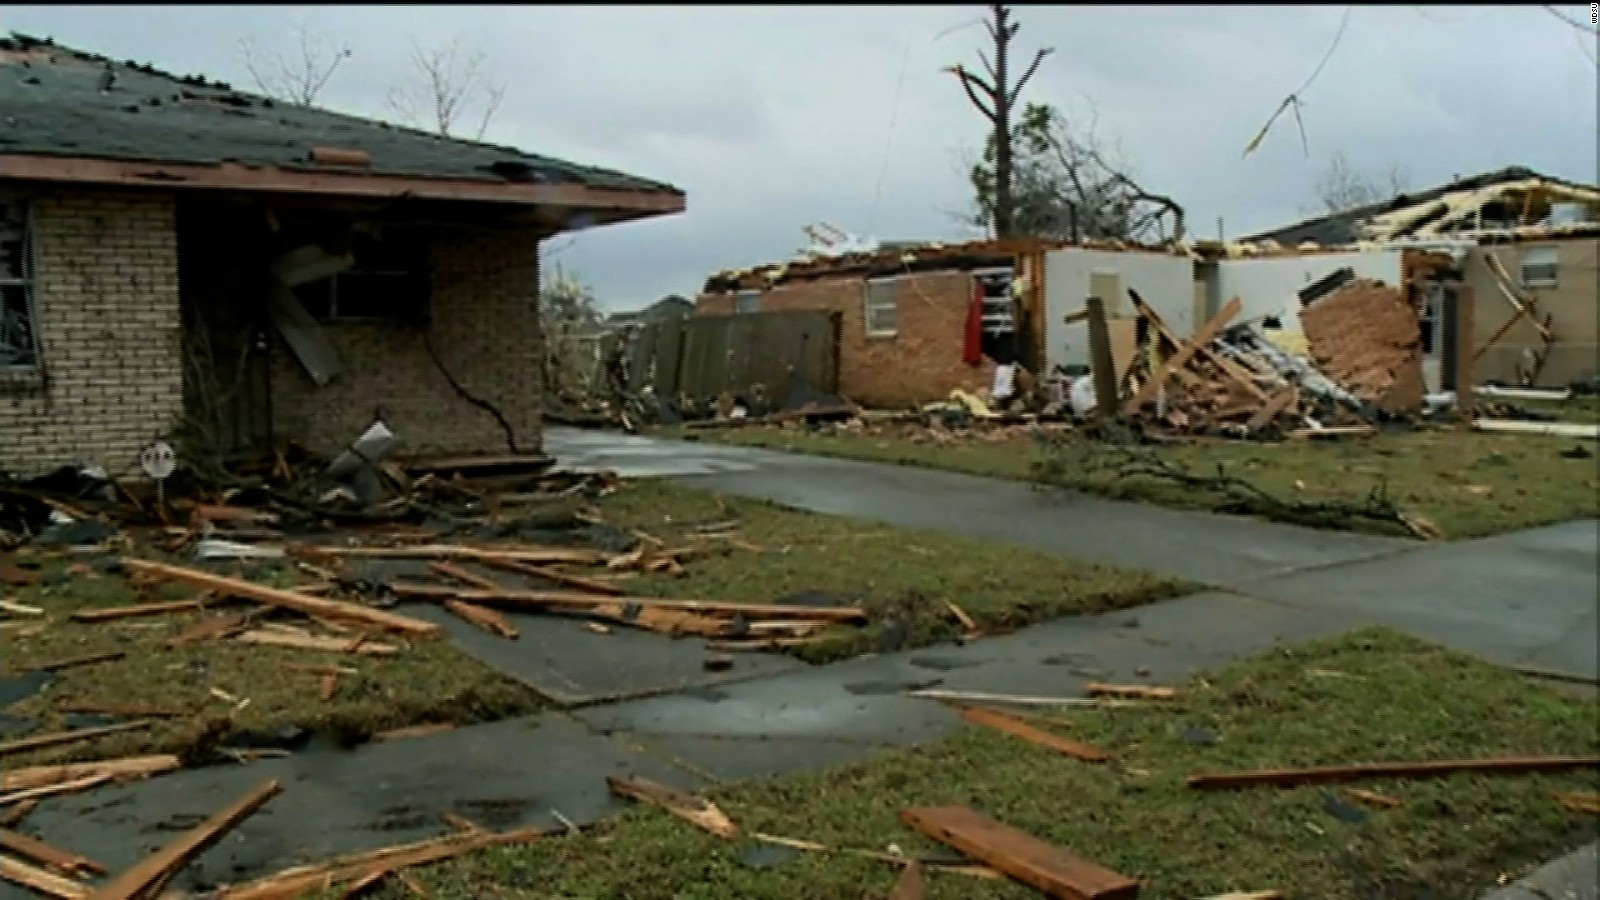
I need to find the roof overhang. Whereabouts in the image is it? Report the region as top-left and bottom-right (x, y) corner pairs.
(0, 153), (686, 226)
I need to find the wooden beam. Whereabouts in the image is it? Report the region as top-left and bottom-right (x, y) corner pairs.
(388, 584), (866, 622)
(957, 706), (1108, 763)
(0, 856), (88, 900)
(1121, 296), (1242, 416)
(606, 775), (739, 840)
(473, 556), (626, 596)
(2, 755), (180, 794)
(0, 720), (154, 757)
(69, 599), (207, 622)
(1085, 296), (1119, 422)
(441, 600), (520, 639)
(0, 154), (685, 215)
(87, 779), (281, 900)
(899, 806), (1139, 900)
(1127, 289), (1266, 400)
(0, 828), (108, 876)
(1187, 755), (1600, 790)
(122, 558), (440, 637)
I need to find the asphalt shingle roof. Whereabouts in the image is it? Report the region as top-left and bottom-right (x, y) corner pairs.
(0, 34), (682, 196)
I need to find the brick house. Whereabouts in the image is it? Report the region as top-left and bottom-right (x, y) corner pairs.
(696, 240), (1052, 409)
(0, 35), (684, 476)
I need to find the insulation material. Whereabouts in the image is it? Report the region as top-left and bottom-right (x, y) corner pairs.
(1298, 279), (1424, 413)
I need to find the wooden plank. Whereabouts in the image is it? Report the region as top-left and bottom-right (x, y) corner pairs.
(233, 630), (399, 656)
(36, 651), (125, 672)
(122, 558), (440, 637)
(1187, 755), (1600, 790)
(1083, 684), (1177, 701)
(320, 544), (604, 565)
(427, 562), (502, 591)
(55, 702), (186, 718)
(166, 611), (256, 647)
(0, 773), (113, 807)
(387, 584), (866, 622)
(213, 826), (551, 899)
(899, 806), (1139, 900)
(69, 599), (207, 622)
(87, 779), (281, 900)
(1122, 296), (1242, 416)
(1085, 296), (1119, 421)
(606, 775), (738, 839)
(0, 799), (38, 827)
(441, 600), (519, 639)
(0, 720), (154, 757)
(1243, 386), (1299, 433)
(888, 860), (925, 900)
(0, 857), (89, 900)
(474, 556), (625, 596)
(1127, 290), (1265, 400)
(0, 827), (108, 876)
(2, 755), (180, 793)
(957, 706), (1108, 763)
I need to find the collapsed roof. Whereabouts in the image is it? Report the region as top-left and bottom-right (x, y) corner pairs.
(1241, 166), (1600, 248)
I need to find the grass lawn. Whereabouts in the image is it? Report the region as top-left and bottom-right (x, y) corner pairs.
(0, 553), (542, 769)
(352, 628), (1600, 900)
(1, 478), (1186, 763)
(584, 479), (1191, 663)
(677, 422), (1599, 539)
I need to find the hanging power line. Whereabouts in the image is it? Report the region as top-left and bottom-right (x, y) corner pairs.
(1243, 5), (1352, 158)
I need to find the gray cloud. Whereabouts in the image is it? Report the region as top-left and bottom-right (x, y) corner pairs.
(8, 4), (1596, 310)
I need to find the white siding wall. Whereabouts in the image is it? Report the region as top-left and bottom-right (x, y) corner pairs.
(1213, 250), (1404, 331)
(1043, 249), (1195, 371)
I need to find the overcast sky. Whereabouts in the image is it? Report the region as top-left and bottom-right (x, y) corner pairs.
(7, 5), (1598, 311)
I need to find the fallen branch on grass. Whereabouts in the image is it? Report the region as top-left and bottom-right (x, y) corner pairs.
(1187, 755), (1600, 790)
(1032, 441), (1435, 538)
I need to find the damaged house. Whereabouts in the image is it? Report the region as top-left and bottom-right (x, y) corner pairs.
(0, 35), (685, 477)
(1236, 165), (1600, 390)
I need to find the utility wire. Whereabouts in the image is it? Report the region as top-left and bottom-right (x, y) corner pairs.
(866, 32), (916, 237)
(1243, 5), (1352, 158)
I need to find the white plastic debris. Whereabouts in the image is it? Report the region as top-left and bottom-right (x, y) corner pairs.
(1069, 375), (1098, 418)
(327, 420), (398, 479)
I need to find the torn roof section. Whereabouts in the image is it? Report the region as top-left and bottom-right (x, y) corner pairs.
(0, 33), (685, 226)
(1240, 165), (1600, 249)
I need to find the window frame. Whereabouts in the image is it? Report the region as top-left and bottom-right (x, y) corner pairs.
(0, 190), (42, 373)
(733, 288), (761, 315)
(1519, 245), (1559, 289)
(862, 276), (900, 339)
(293, 231), (432, 325)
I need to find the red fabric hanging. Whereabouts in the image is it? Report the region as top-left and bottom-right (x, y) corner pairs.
(962, 280), (985, 366)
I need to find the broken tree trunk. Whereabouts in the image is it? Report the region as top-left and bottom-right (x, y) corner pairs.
(122, 559), (440, 637)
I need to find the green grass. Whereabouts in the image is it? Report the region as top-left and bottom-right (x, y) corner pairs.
(0, 553), (543, 767)
(346, 628), (1600, 899)
(587, 479), (1191, 663)
(674, 423), (1599, 540)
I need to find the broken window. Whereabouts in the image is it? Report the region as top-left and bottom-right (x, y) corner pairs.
(1519, 246), (1559, 289)
(863, 277), (899, 338)
(734, 289), (761, 314)
(294, 230), (431, 324)
(0, 191), (39, 369)
(974, 268), (1018, 364)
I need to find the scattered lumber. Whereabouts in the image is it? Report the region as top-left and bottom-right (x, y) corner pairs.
(1553, 790), (1600, 814)
(320, 544), (605, 565)
(372, 723), (455, 743)
(1083, 683), (1176, 700)
(387, 584), (866, 623)
(88, 779), (281, 900)
(0, 600), (45, 616)
(606, 774), (738, 840)
(910, 689), (1131, 708)
(0, 799), (38, 827)
(123, 559), (440, 637)
(0, 827), (107, 876)
(943, 600), (981, 635)
(0, 774), (113, 807)
(475, 555), (625, 596)
(586, 601), (729, 638)
(440, 811), (486, 834)
(749, 832), (1004, 879)
(0, 856), (89, 900)
(234, 630), (399, 656)
(441, 600), (519, 639)
(166, 611), (257, 647)
(957, 706), (1108, 763)
(1187, 755), (1600, 790)
(319, 673), (338, 702)
(427, 562), (502, 591)
(35, 651), (126, 672)
(213, 826), (552, 899)
(55, 702), (186, 718)
(1, 754), (181, 793)
(1472, 419), (1599, 439)
(1343, 788), (1401, 809)
(69, 599), (207, 623)
(0, 720), (154, 757)
(900, 806), (1139, 900)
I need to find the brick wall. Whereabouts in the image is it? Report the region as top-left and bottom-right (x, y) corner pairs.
(269, 226), (545, 457)
(0, 186), (183, 476)
(697, 270), (994, 408)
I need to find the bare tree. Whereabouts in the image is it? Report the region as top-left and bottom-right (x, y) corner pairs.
(945, 4), (1054, 239)
(970, 101), (1185, 244)
(240, 24), (352, 106)
(1315, 152), (1407, 214)
(387, 39), (507, 140)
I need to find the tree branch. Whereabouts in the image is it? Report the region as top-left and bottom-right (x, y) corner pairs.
(944, 65), (997, 121)
(1007, 47), (1054, 105)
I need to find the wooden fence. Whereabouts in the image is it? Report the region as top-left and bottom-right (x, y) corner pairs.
(610, 309), (840, 403)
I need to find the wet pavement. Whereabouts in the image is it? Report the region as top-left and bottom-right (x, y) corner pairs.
(3, 429), (1594, 896)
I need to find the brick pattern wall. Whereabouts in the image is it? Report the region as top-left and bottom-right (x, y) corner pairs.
(0, 187), (183, 476)
(697, 271), (994, 408)
(269, 226), (545, 457)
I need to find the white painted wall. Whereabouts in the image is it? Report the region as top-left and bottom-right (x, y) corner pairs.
(1214, 250), (1404, 331)
(1043, 249), (1194, 371)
